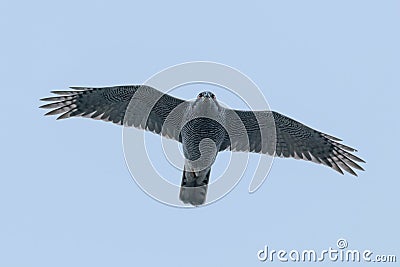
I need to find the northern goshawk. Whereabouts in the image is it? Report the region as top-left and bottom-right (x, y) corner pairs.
(40, 85), (365, 205)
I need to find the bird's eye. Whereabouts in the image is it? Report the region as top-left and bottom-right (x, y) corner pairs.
(211, 94), (216, 99)
(197, 93), (203, 99)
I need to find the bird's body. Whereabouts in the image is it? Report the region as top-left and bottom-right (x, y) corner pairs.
(179, 93), (228, 205)
(40, 85), (365, 205)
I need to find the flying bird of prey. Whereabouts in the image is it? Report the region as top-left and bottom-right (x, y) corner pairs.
(40, 85), (365, 205)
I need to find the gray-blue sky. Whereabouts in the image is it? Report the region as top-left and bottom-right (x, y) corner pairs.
(1, 0), (399, 266)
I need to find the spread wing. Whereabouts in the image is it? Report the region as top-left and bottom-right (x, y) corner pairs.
(40, 85), (188, 141)
(224, 109), (365, 176)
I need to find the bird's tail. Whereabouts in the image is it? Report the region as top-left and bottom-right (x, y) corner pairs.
(179, 167), (211, 206)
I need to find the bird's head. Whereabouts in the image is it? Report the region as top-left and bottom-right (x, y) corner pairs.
(197, 91), (216, 100)
(192, 91), (221, 113)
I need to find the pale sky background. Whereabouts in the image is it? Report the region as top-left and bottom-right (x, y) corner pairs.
(1, 1), (399, 266)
